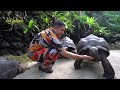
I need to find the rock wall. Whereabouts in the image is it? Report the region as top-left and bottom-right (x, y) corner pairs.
(0, 22), (33, 56)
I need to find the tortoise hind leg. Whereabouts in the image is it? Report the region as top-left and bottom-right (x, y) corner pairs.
(74, 60), (83, 69)
(100, 53), (115, 79)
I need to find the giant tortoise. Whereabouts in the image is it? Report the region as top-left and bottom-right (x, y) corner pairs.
(74, 34), (115, 79)
(0, 57), (25, 79)
(60, 36), (77, 54)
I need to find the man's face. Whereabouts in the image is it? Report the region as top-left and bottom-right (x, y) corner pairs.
(54, 25), (65, 39)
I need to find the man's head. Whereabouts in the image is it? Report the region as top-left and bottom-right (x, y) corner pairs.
(52, 20), (66, 39)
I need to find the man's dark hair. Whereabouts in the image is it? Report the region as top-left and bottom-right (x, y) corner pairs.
(52, 20), (65, 27)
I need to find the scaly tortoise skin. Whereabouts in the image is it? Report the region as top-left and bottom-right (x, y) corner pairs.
(74, 34), (115, 79)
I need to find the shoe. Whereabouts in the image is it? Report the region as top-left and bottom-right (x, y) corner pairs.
(39, 66), (53, 73)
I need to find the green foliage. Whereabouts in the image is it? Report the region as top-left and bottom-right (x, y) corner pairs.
(52, 11), (75, 33)
(73, 14), (97, 36)
(23, 19), (39, 34)
(108, 15), (120, 34)
(6, 53), (32, 64)
(73, 12), (111, 37)
(2, 11), (120, 38)
(41, 16), (50, 28)
(28, 20), (34, 28)
(5, 17), (23, 25)
(74, 14), (96, 28)
(93, 11), (120, 35)
(85, 17), (96, 27)
(93, 26), (111, 36)
(24, 19), (34, 34)
(75, 15), (87, 23)
(23, 28), (29, 34)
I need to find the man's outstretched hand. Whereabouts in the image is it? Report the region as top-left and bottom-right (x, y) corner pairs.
(82, 55), (94, 60)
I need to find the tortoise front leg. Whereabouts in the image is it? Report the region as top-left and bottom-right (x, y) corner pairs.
(74, 59), (83, 69)
(100, 53), (115, 79)
(74, 51), (85, 69)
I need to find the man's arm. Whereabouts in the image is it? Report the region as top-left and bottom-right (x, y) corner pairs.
(60, 48), (94, 60)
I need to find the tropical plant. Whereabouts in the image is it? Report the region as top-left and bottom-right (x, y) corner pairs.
(23, 19), (39, 34)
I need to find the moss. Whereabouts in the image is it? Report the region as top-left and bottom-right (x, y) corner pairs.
(5, 53), (32, 64)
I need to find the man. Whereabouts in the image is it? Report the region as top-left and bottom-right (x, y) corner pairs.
(28, 20), (94, 73)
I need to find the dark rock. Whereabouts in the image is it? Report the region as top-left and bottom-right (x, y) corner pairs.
(0, 49), (11, 56)
(0, 21), (31, 56)
(103, 35), (120, 44)
(11, 36), (22, 42)
(14, 31), (23, 37)
(0, 39), (10, 48)
(10, 50), (23, 56)
(10, 42), (24, 50)
(4, 37), (14, 43)
(0, 33), (3, 38)
(24, 38), (31, 44)
(0, 22), (12, 32)
(21, 47), (28, 53)
(115, 41), (120, 46)
(16, 51), (23, 56)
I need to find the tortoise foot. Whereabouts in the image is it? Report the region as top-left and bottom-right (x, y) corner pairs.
(103, 72), (115, 79)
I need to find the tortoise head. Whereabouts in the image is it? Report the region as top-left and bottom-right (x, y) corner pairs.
(89, 46), (99, 59)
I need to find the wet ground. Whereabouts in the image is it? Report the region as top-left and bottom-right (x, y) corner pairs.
(13, 50), (120, 79)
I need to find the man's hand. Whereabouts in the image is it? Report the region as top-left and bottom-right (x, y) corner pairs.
(60, 48), (94, 60)
(82, 55), (94, 60)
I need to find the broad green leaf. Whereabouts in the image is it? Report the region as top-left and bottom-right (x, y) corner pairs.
(28, 20), (34, 29)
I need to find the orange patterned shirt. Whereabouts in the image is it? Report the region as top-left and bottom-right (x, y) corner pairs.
(29, 28), (62, 52)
